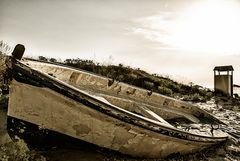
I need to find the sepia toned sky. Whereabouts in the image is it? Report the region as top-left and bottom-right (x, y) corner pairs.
(1, 0), (240, 88)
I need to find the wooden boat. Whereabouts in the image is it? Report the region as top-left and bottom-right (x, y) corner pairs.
(6, 52), (228, 158)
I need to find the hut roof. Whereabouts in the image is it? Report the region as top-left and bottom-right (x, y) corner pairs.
(213, 65), (234, 71)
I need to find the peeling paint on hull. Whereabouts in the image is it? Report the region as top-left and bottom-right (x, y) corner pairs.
(7, 59), (228, 158)
(8, 80), (217, 158)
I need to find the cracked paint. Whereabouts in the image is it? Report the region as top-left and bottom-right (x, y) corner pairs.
(72, 124), (91, 136)
(7, 59), (228, 158)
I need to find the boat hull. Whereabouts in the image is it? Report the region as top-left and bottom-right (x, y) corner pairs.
(8, 80), (223, 158)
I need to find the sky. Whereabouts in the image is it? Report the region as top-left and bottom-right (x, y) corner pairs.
(1, 0), (240, 88)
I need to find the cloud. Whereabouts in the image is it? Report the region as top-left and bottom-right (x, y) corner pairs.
(131, 12), (179, 49)
(130, 0), (240, 55)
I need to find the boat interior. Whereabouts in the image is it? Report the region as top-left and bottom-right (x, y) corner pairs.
(20, 59), (226, 137)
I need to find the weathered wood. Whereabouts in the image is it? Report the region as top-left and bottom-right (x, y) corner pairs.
(7, 58), (228, 158)
(8, 80), (224, 158)
(11, 44), (25, 60)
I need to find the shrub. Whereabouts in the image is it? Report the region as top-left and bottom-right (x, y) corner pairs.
(38, 56), (48, 61)
(157, 86), (173, 95)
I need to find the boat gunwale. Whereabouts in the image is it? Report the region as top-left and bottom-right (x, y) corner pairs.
(23, 58), (226, 125)
(9, 57), (228, 143)
(23, 58), (196, 104)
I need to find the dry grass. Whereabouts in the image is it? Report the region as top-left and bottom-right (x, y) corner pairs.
(0, 41), (11, 86)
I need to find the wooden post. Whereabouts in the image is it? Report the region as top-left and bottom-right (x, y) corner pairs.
(12, 44), (25, 60)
